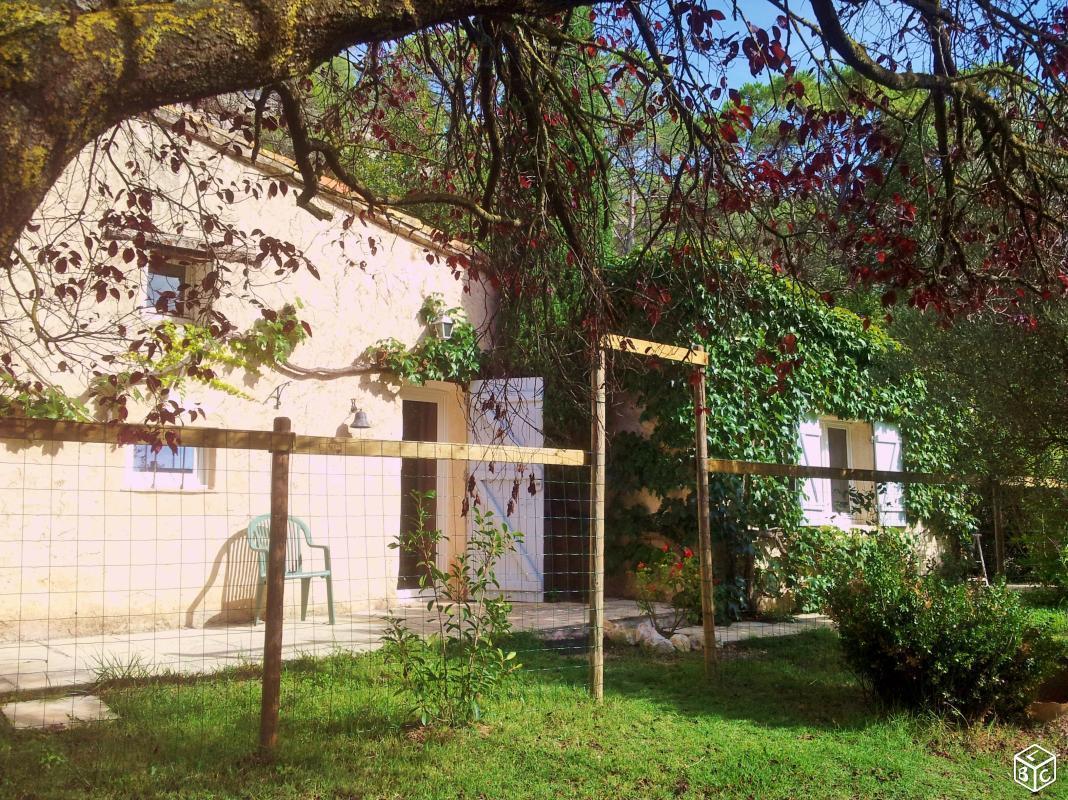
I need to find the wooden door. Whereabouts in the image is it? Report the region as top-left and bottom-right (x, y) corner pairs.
(398, 400), (438, 590)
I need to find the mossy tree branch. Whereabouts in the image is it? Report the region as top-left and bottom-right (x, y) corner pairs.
(0, 0), (592, 258)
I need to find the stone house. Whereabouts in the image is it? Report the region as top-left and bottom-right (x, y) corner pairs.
(0, 115), (547, 642)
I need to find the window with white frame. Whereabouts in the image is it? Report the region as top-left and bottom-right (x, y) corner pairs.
(825, 423), (852, 514)
(798, 415), (905, 527)
(127, 444), (210, 490)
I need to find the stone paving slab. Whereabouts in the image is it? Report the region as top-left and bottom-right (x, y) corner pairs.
(0, 601), (620, 694)
(2, 694), (116, 730)
(0, 601), (831, 695)
(676, 614), (833, 644)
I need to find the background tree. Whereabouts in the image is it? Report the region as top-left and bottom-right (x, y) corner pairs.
(888, 303), (1068, 581)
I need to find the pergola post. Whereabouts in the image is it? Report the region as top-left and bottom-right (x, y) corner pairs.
(992, 479), (1006, 577)
(259, 416), (292, 753)
(589, 346), (606, 702)
(692, 349), (717, 673)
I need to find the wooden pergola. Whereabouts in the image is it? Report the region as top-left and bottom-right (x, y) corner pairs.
(586, 334), (1067, 700)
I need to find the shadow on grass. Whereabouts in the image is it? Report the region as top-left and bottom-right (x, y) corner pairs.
(0, 660), (434, 798)
(507, 627), (877, 732)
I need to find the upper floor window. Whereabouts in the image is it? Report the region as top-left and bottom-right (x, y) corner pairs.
(144, 259), (187, 316)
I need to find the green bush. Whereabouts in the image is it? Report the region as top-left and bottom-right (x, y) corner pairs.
(759, 525), (883, 613)
(381, 492), (522, 726)
(713, 575), (748, 626)
(1021, 530), (1068, 598)
(825, 534), (1061, 721)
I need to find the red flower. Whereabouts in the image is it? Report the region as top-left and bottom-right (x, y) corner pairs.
(636, 561), (646, 570)
(683, 547), (694, 559)
(673, 562), (683, 572)
(660, 543), (670, 553)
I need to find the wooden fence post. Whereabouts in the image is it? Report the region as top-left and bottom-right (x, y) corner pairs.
(259, 416), (292, 753)
(692, 352), (717, 673)
(590, 346), (606, 702)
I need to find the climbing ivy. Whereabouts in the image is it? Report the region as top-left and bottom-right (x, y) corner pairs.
(2, 304), (311, 422)
(93, 303), (311, 414)
(605, 252), (979, 576)
(0, 375), (90, 421)
(365, 294), (482, 386)
(228, 302), (312, 370)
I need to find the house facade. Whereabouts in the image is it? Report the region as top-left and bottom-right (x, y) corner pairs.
(0, 116), (546, 642)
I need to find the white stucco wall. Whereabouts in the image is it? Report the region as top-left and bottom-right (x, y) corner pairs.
(0, 118), (489, 641)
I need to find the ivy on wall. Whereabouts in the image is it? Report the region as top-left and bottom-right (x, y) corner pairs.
(5, 293), (483, 422)
(605, 252), (979, 576)
(364, 294), (482, 386)
(124, 304), (306, 393)
(1, 305), (311, 422)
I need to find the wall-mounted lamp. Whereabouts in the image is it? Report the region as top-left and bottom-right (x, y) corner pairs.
(433, 312), (455, 340)
(265, 381), (292, 410)
(349, 399), (371, 429)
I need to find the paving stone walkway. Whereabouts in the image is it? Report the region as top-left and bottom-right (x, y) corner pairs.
(1, 694), (117, 730)
(0, 600), (830, 694)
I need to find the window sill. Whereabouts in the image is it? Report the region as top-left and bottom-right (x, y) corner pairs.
(139, 309), (195, 325)
(122, 486), (216, 494)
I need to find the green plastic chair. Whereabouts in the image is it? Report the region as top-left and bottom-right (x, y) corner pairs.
(247, 514), (335, 625)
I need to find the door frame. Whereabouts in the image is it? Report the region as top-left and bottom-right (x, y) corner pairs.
(398, 386), (454, 596)
(821, 421), (852, 513)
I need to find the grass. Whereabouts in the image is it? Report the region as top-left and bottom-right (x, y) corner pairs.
(1, 629), (1065, 799)
(1020, 588), (1068, 644)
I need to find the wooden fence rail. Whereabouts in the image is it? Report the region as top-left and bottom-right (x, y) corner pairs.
(705, 456), (1068, 489)
(0, 417), (587, 467)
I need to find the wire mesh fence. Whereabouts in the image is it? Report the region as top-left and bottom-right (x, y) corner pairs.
(8, 415), (1028, 748)
(0, 418), (599, 742)
(982, 481), (1068, 585)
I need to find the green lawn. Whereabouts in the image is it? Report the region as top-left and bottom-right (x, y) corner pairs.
(1, 629), (1065, 799)
(1021, 589), (1068, 645)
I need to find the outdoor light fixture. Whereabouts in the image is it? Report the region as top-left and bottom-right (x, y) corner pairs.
(349, 399), (371, 429)
(433, 312), (455, 340)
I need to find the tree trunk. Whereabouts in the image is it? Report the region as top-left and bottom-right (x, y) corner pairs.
(0, 0), (590, 259)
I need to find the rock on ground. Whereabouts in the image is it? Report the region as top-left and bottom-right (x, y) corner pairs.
(677, 626), (705, 648)
(635, 620), (676, 654)
(603, 619), (637, 646)
(670, 633), (691, 652)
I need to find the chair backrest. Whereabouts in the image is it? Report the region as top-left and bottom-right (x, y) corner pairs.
(247, 514), (309, 578)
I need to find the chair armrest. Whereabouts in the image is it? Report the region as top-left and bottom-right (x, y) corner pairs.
(307, 542), (332, 571)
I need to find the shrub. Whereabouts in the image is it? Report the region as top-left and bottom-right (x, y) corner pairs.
(825, 533), (1061, 721)
(760, 525), (883, 613)
(381, 492), (522, 726)
(635, 544), (702, 636)
(1024, 538), (1068, 599)
(713, 575), (748, 626)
